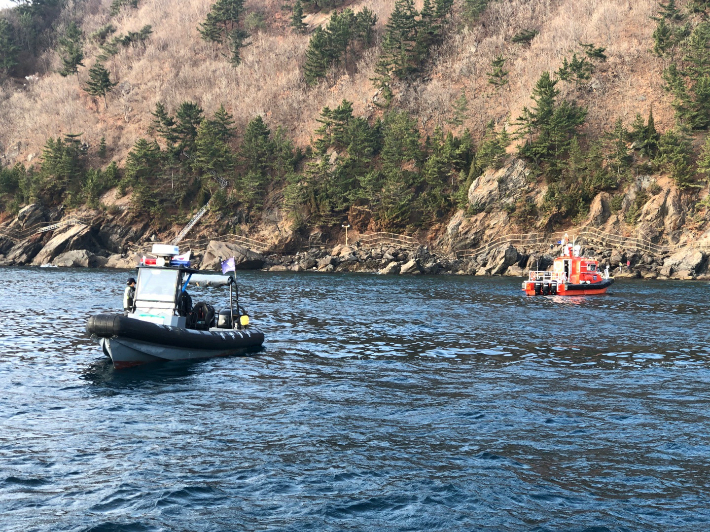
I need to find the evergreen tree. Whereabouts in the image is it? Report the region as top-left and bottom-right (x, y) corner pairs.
(198, 0), (249, 66)
(151, 102), (177, 146)
(472, 121), (509, 176)
(210, 104), (236, 142)
(303, 8), (377, 86)
(557, 53), (593, 85)
(511, 29), (538, 46)
(663, 24), (710, 129)
(173, 101), (204, 154)
(58, 21), (84, 78)
(487, 55), (509, 87)
(653, 17), (675, 56)
(303, 27), (331, 85)
(606, 118), (631, 176)
(228, 27), (249, 65)
(697, 135), (710, 182)
(125, 138), (161, 183)
(691, 0), (710, 14)
(0, 19), (19, 75)
(463, 0), (488, 22)
(84, 62), (117, 109)
(449, 90), (469, 127)
(291, 0), (307, 34)
(124, 138), (163, 211)
(192, 119), (234, 176)
(655, 0), (684, 22)
(240, 115), (273, 175)
(376, 0), (420, 81)
(39, 133), (87, 201)
(515, 71), (587, 164)
(97, 136), (107, 159)
(655, 128), (696, 188)
(580, 42), (607, 61)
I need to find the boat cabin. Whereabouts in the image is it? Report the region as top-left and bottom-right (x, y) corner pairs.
(551, 255), (602, 284)
(131, 264), (196, 327)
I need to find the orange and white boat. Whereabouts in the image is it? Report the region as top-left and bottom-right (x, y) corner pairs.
(523, 236), (614, 296)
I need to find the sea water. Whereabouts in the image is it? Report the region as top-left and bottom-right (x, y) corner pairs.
(1, 268), (709, 531)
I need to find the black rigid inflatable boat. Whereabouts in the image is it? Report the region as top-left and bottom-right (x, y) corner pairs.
(86, 245), (264, 368)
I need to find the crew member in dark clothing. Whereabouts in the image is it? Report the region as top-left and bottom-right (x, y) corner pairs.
(124, 277), (136, 313)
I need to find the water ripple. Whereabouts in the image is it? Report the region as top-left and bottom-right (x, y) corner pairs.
(0, 269), (709, 530)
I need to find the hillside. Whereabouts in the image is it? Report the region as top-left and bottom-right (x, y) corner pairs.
(0, 0), (674, 158)
(1, 0), (710, 261)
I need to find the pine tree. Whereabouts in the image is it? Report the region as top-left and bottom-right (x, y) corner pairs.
(192, 119), (234, 175)
(84, 62), (117, 109)
(655, 128), (696, 188)
(376, 0), (420, 80)
(463, 0), (488, 22)
(240, 115), (273, 175)
(472, 121), (509, 176)
(151, 102), (177, 146)
(515, 71), (587, 163)
(124, 138), (163, 211)
(487, 55), (508, 87)
(653, 18), (675, 56)
(655, 0), (684, 22)
(199, 12), (223, 43)
(557, 53), (593, 85)
(210, 104), (236, 142)
(607, 118), (631, 176)
(58, 21), (84, 78)
(302, 8), (376, 86)
(98, 136), (107, 159)
(291, 0), (307, 34)
(303, 27), (331, 85)
(448, 90), (469, 127)
(173, 102), (204, 154)
(697, 135), (710, 182)
(511, 29), (538, 46)
(691, 0), (710, 14)
(125, 138), (161, 183)
(662, 25), (710, 129)
(228, 28), (249, 65)
(198, 0), (249, 66)
(0, 19), (19, 75)
(580, 42), (607, 61)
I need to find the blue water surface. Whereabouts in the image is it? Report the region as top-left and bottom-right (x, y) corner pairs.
(1, 268), (709, 531)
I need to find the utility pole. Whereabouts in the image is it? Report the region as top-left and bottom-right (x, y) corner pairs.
(342, 223), (351, 246)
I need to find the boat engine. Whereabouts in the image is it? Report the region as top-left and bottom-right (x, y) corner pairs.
(217, 309), (232, 329)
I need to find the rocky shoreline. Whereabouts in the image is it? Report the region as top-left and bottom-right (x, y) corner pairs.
(2, 203), (709, 281)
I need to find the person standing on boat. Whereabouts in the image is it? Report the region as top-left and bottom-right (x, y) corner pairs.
(124, 277), (136, 314)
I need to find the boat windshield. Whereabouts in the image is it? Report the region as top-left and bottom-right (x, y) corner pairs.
(587, 264), (597, 271)
(136, 268), (180, 303)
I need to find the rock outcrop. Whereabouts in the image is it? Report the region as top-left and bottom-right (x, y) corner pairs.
(200, 241), (266, 271)
(31, 224), (90, 266)
(53, 249), (92, 268)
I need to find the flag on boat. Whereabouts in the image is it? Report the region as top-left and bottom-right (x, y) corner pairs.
(170, 250), (191, 266)
(221, 257), (236, 274)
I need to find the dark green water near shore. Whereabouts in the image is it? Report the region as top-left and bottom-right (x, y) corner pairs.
(1, 268), (709, 531)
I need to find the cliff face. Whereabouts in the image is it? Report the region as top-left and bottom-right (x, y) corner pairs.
(440, 158), (702, 253)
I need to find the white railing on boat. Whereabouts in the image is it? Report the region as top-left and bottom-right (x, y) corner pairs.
(527, 271), (567, 283)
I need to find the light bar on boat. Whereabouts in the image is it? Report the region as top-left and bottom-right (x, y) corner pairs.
(151, 244), (179, 256)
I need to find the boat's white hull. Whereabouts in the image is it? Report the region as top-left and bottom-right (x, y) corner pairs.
(99, 337), (253, 369)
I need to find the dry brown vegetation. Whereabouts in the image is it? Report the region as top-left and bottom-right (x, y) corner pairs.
(0, 0), (676, 165)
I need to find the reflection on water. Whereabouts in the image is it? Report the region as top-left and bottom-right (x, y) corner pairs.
(1, 267), (710, 531)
